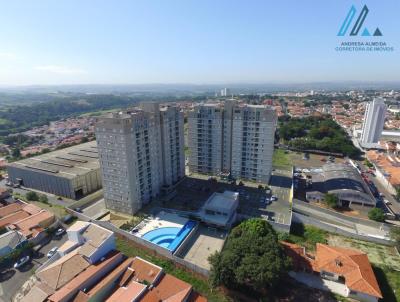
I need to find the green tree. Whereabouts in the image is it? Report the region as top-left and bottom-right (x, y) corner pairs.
(324, 193), (338, 208)
(11, 148), (21, 158)
(368, 208), (385, 222)
(26, 191), (39, 201)
(39, 194), (48, 204)
(209, 219), (290, 292)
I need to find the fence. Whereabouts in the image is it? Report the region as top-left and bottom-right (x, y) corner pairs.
(66, 208), (210, 277)
(292, 212), (393, 245)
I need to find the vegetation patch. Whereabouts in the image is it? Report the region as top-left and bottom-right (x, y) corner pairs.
(209, 219), (290, 299)
(279, 116), (360, 158)
(272, 148), (292, 170)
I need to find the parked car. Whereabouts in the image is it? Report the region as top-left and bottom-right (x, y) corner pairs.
(271, 195), (278, 201)
(14, 256), (30, 268)
(55, 228), (65, 236)
(75, 207), (82, 213)
(47, 247), (58, 258)
(384, 199), (392, 205)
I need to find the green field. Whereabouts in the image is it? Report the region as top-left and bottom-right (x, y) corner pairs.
(79, 108), (121, 117)
(273, 148), (292, 170)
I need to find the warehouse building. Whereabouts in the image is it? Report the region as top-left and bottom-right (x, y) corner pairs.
(306, 163), (376, 207)
(7, 141), (101, 199)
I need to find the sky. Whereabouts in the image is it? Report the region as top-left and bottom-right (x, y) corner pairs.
(0, 0), (399, 85)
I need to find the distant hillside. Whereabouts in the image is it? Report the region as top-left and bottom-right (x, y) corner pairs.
(0, 94), (137, 138)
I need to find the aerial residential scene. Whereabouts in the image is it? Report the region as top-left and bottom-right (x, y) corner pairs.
(0, 1), (399, 302)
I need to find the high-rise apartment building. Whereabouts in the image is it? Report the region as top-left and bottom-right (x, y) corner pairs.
(95, 103), (184, 215)
(220, 88), (230, 97)
(188, 101), (276, 183)
(361, 97), (386, 145)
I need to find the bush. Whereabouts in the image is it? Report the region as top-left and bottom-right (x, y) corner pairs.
(26, 191), (39, 201)
(324, 193), (338, 208)
(368, 208), (385, 222)
(39, 194), (48, 204)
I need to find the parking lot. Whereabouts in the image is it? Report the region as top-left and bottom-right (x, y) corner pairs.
(0, 233), (67, 302)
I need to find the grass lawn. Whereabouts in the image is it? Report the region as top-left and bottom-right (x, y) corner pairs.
(116, 237), (229, 302)
(273, 149), (292, 170)
(285, 222), (328, 252)
(13, 192), (67, 218)
(284, 223), (400, 302)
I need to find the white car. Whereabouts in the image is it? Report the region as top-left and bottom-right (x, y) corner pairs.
(47, 247), (58, 258)
(14, 256), (30, 268)
(271, 195), (278, 201)
(55, 228), (65, 236)
(384, 199), (392, 205)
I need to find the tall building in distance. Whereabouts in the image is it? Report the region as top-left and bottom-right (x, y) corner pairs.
(360, 97), (387, 146)
(220, 88), (230, 97)
(188, 101), (277, 184)
(95, 103), (184, 215)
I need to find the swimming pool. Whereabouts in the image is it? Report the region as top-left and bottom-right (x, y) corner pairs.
(142, 220), (197, 252)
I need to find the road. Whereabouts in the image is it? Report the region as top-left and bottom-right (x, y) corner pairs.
(0, 233), (67, 302)
(355, 160), (400, 215)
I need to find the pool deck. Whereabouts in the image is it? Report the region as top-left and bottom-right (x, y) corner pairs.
(134, 211), (188, 237)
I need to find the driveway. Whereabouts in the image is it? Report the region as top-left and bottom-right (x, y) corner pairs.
(0, 233), (67, 302)
(289, 271), (348, 297)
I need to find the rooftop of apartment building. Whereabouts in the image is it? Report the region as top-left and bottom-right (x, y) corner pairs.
(7, 141), (99, 179)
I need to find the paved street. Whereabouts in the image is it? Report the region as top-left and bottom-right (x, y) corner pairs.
(0, 234), (67, 302)
(355, 160), (400, 215)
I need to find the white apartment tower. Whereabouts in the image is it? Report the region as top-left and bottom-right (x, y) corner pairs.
(95, 103), (184, 215)
(188, 101), (277, 183)
(361, 97), (386, 145)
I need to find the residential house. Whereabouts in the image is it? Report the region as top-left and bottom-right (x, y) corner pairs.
(282, 242), (382, 302)
(0, 230), (26, 257)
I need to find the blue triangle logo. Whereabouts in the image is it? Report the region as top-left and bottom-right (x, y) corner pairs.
(361, 28), (371, 36)
(373, 28), (383, 36)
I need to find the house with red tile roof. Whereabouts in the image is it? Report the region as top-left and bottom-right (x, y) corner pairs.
(0, 202), (55, 240)
(282, 242), (382, 302)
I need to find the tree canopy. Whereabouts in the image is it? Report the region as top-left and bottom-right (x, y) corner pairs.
(278, 116), (360, 158)
(209, 218), (290, 293)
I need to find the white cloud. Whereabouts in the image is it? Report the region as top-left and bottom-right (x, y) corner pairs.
(35, 65), (87, 75)
(0, 52), (17, 60)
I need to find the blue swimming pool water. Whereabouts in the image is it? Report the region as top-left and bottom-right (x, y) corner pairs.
(142, 220), (197, 252)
